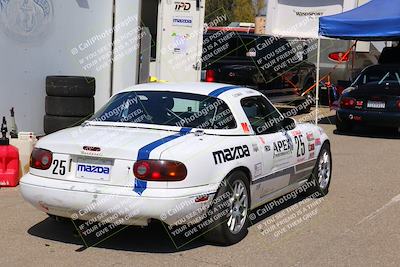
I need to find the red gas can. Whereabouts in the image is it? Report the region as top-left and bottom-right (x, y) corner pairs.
(0, 145), (20, 187)
(0, 116), (20, 187)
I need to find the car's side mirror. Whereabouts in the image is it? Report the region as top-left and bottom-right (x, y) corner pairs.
(282, 117), (296, 131)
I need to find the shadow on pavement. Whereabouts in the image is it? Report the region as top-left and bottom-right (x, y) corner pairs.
(332, 116), (400, 140)
(317, 115), (336, 125)
(248, 188), (318, 226)
(334, 127), (400, 139)
(27, 188), (319, 253)
(316, 114), (400, 139)
(28, 218), (205, 253)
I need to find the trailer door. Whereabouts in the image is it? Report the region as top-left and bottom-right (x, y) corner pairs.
(156, 0), (205, 82)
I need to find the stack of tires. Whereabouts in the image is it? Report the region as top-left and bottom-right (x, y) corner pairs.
(44, 76), (95, 134)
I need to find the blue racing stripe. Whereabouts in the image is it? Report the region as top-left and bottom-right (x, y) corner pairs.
(134, 127), (192, 195)
(208, 86), (241, 97)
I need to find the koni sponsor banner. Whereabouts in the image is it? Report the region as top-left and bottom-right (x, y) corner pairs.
(264, 0), (358, 38)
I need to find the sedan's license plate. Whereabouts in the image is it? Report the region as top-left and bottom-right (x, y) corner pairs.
(76, 157), (113, 181)
(367, 101), (385, 109)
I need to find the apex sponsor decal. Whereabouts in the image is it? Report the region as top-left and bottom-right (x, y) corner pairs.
(273, 139), (293, 158)
(213, 145), (250, 165)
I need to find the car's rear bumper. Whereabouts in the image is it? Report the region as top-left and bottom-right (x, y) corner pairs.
(20, 174), (216, 226)
(337, 109), (400, 128)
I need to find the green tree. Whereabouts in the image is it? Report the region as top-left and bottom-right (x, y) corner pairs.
(233, 0), (255, 22)
(205, 0), (265, 24)
(205, 0), (234, 24)
(232, 0), (255, 23)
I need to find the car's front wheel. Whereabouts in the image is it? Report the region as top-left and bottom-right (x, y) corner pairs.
(204, 171), (250, 245)
(310, 143), (332, 196)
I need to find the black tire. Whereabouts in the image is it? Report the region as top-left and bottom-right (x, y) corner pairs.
(45, 96), (94, 117)
(310, 143), (332, 197)
(204, 171), (250, 245)
(44, 115), (86, 134)
(46, 76), (95, 97)
(335, 115), (353, 132)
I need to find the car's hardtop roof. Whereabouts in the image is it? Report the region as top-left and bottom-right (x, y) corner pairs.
(117, 82), (260, 98)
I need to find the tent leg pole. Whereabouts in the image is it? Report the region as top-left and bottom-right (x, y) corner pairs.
(315, 37), (321, 125)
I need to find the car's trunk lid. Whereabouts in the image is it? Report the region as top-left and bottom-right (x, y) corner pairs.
(348, 84), (400, 111)
(32, 126), (192, 187)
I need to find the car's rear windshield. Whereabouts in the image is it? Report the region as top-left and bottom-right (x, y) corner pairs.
(90, 91), (237, 129)
(354, 65), (400, 86)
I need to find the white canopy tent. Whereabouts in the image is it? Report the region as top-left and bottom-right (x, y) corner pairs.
(264, 0), (361, 124)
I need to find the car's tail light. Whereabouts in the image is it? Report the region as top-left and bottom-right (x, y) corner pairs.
(133, 160), (187, 181)
(396, 100), (400, 110)
(340, 97), (356, 109)
(30, 148), (53, 170)
(356, 100), (364, 107)
(328, 52), (350, 63)
(205, 69), (216, 82)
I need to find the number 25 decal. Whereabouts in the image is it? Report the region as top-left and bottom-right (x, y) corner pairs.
(294, 135), (306, 157)
(52, 159), (67, 175)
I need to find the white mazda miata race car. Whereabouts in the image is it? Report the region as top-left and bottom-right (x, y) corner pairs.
(20, 82), (332, 245)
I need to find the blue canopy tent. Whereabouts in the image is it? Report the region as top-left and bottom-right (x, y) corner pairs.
(312, 0), (400, 124)
(319, 0), (400, 41)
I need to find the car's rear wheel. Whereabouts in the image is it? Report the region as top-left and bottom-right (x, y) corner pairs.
(336, 115), (353, 132)
(310, 143), (332, 196)
(204, 171), (250, 245)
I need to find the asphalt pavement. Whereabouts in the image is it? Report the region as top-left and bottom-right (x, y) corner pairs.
(1, 111), (399, 267)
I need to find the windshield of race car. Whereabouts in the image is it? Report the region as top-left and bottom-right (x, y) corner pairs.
(90, 91), (237, 129)
(354, 65), (400, 86)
